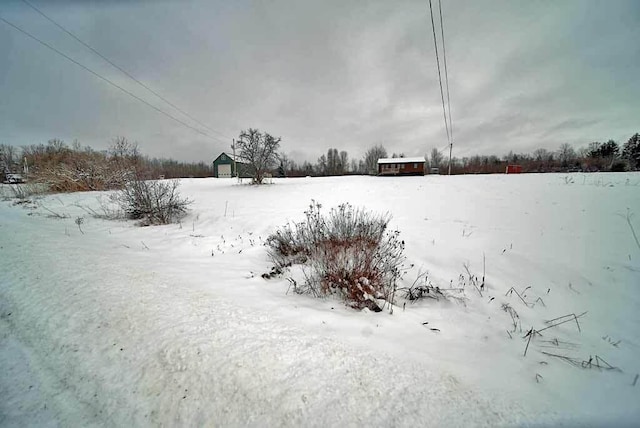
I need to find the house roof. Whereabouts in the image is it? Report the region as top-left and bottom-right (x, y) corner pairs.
(377, 157), (425, 164)
(214, 152), (246, 163)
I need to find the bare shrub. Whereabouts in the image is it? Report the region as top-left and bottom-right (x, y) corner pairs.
(26, 137), (139, 193)
(396, 269), (468, 308)
(399, 270), (444, 301)
(266, 201), (405, 311)
(6, 183), (45, 200)
(76, 195), (123, 220)
(34, 159), (119, 192)
(112, 179), (191, 225)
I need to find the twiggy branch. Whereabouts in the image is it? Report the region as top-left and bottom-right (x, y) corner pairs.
(619, 209), (640, 252)
(463, 263), (483, 297)
(539, 312), (587, 333)
(505, 287), (531, 307)
(541, 351), (582, 367)
(38, 203), (69, 219)
(523, 327), (542, 357)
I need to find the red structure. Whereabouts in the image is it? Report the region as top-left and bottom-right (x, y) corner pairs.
(505, 165), (523, 174)
(377, 157), (426, 176)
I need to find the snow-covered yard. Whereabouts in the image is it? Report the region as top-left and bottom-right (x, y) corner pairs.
(1, 173), (639, 426)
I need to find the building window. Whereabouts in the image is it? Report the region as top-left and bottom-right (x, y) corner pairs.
(400, 164), (405, 169)
(414, 163), (418, 168)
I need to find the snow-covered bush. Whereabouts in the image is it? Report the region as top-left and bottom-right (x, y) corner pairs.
(112, 179), (191, 225)
(266, 201), (405, 311)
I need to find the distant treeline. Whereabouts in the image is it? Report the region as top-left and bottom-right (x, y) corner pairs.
(278, 133), (640, 176)
(2, 132), (639, 188)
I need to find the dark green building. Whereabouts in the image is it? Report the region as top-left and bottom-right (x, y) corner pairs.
(212, 152), (252, 178)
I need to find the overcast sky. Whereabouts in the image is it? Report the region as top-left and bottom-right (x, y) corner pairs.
(1, 0), (639, 163)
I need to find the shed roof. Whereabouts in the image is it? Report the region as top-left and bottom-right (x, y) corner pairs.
(377, 157), (425, 164)
(214, 152), (247, 163)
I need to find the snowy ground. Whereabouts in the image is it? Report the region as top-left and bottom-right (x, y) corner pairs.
(1, 173), (639, 427)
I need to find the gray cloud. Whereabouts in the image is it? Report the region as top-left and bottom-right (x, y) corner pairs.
(1, 0), (638, 163)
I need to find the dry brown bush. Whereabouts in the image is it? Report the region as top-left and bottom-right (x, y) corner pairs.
(267, 201), (405, 311)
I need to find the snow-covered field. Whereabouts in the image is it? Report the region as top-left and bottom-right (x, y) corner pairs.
(1, 173), (639, 427)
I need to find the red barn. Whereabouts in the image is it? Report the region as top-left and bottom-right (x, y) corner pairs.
(377, 157), (425, 176)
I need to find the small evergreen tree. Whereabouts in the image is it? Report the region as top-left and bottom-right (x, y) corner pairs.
(622, 133), (640, 169)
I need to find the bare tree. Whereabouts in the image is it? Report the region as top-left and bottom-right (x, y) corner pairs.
(350, 159), (359, 174)
(340, 150), (348, 174)
(533, 148), (554, 170)
(236, 128), (281, 184)
(46, 138), (68, 154)
(430, 148), (443, 169)
(557, 143), (576, 167)
(301, 161), (314, 176)
(109, 136), (139, 161)
(533, 148), (547, 161)
(0, 144), (17, 172)
(326, 148), (339, 175)
(363, 144), (387, 175)
(316, 154), (327, 175)
(108, 136), (140, 182)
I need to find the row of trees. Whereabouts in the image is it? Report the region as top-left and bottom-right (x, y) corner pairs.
(295, 134), (640, 177)
(275, 133), (639, 178)
(277, 145), (389, 177)
(3, 131), (638, 188)
(0, 138), (211, 190)
(437, 133), (639, 175)
(234, 130), (399, 180)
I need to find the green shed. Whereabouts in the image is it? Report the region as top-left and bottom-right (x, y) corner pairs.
(212, 152), (252, 178)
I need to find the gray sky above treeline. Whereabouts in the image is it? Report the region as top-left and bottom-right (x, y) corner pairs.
(1, 0), (638, 163)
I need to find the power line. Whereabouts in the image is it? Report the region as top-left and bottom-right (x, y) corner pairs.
(19, 0), (232, 141)
(438, 0), (454, 174)
(428, 0), (451, 162)
(0, 16), (226, 144)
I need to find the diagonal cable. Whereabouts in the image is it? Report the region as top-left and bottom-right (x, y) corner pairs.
(1, 16), (226, 144)
(428, 0), (451, 149)
(438, 0), (453, 146)
(20, 0), (232, 141)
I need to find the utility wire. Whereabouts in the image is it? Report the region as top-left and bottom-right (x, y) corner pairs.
(428, 0), (451, 156)
(0, 16), (226, 144)
(438, 0), (454, 174)
(19, 0), (232, 141)
(438, 0), (453, 146)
